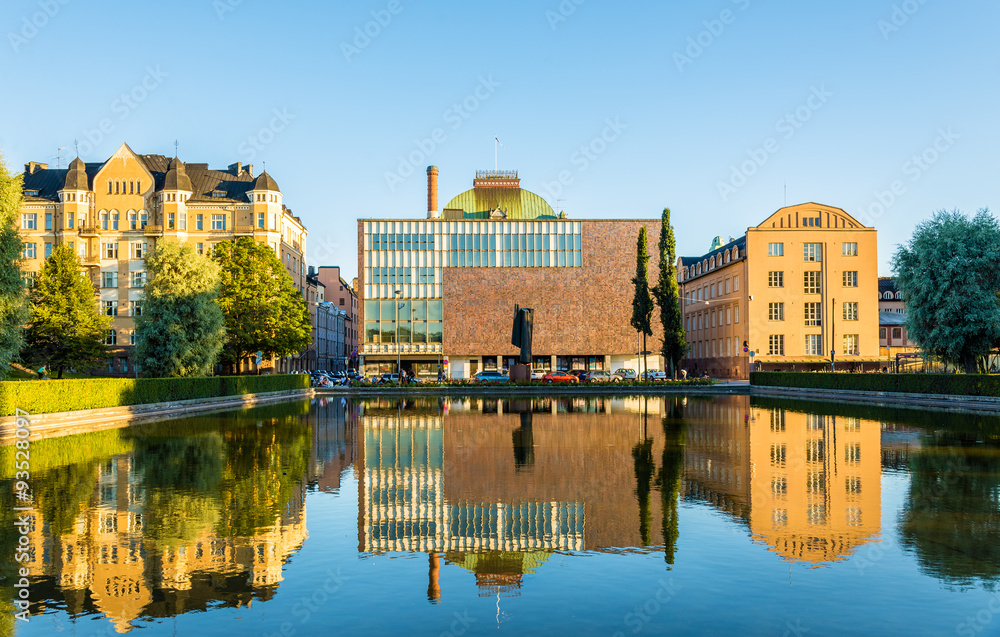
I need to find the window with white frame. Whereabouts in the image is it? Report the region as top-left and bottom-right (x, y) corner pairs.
(843, 334), (859, 355)
(130, 242), (147, 259)
(23, 243), (36, 259)
(805, 334), (823, 355)
(768, 271), (784, 287)
(103, 301), (118, 317)
(843, 271), (858, 287)
(22, 214), (37, 229)
(104, 329), (117, 345)
(130, 271), (146, 288)
(804, 271), (821, 294)
(768, 334), (784, 355)
(843, 242), (858, 256)
(768, 302), (784, 321)
(101, 271), (118, 288)
(803, 243), (822, 262)
(804, 302), (822, 326)
(211, 214), (226, 230)
(104, 242), (118, 259)
(843, 302), (859, 321)
(768, 242), (783, 256)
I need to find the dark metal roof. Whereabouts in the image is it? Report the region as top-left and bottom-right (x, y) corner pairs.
(878, 277), (898, 294)
(20, 153), (265, 204)
(879, 311), (907, 326)
(252, 171), (280, 193)
(63, 157), (89, 190)
(163, 157), (193, 192)
(678, 235), (747, 281)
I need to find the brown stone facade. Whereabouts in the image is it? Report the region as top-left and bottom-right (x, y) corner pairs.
(442, 220), (663, 357)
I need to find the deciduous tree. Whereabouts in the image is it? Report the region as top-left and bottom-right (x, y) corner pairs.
(135, 240), (226, 377)
(24, 244), (110, 378)
(214, 238), (311, 372)
(893, 209), (1000, 373)
(631, 226), (654, 376)
(652, 208), (687, 379)
(0, 152), (28, 377)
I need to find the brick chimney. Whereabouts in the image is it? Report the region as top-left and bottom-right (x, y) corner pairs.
(426, 165), (439, 219)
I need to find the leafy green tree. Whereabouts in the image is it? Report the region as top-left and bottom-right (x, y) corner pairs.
(652, 208), (687, 379)
(631, 226), (654, 376)
(214, 237), (311, 372)
(894, 209), (1000, 373)
(135, 240), (226, 377)
(0, 152), (29, 377)
(24, 244), (109, 378)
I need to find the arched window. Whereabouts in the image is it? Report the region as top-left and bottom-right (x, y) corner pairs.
(136, 180), (141, 193)
(115, 181), (120, 195)
(129, 181), (134, 195)
(732, 247), (739, 260)
(107, 180), (112, 194)
(895, 291), (902, 300)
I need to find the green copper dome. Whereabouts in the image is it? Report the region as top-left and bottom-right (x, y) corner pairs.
(443, 183), (556, 219)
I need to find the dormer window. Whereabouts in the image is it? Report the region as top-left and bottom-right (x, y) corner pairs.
(24, 189), (39, 197)
(212, 190), (226, 198)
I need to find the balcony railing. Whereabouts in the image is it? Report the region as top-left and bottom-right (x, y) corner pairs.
(144, 225), (163, 237)
(82, 254), (101, 266)
(78, 226), (100, 237)
(234, 225), (254, 236)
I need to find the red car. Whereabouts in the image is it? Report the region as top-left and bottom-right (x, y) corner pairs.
(542, 370), (578, 383)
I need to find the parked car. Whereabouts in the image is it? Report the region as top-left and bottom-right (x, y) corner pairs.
(380, 373), (401, 384)
(641, 370), (669, 381)
(585, 371), (613, 383)
(542, 370), (578, 383)
(531, 369), (546, 380)
(612, 368), (637, 382)
(474, 371), (510, 383)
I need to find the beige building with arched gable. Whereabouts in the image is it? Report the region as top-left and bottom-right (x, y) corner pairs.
(678, 203), (879, 378)
(18, 143), (309, 374)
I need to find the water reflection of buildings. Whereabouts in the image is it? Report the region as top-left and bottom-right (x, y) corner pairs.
(683, 397), (882, 565)
(357, 396), (670, 598)
(21, 454), (308, 633)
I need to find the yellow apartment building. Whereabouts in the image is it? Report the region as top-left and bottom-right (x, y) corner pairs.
(18, 143), (308, 374)
(678, 203), (879, 378)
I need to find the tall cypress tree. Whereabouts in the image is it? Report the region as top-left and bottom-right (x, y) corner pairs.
(652, 208), (687, 379)
(630, 226), (654, 377)
(0, 153), (28, 377)
(25, 244), (110, 378)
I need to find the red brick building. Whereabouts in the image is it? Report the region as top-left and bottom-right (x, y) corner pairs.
(357, 167), (664, 379)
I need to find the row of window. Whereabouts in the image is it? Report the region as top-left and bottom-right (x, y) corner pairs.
(768, 412), (863, 433)
(767, 271), (858, 288)
(685, 276), (738, 305)
(767, 242), (858, 258)
(770, 506), (864, 528)
(765, 334), (859, 356)
(769, 473), (863, 496)
(683, 245), (740, 280)
(103, 301), (144, 316)
(101, 272), (146, 288)
(371, 233), (437, 252)
(108, 179), (141, 195)
(767, 302), (859, 323)
(367, 267), (438, 285)
(686, 305), (740, 331)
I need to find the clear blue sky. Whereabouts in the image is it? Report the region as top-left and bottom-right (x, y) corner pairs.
(3, 0), (996, 280)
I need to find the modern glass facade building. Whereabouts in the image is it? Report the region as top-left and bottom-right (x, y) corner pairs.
(357, 167), (663, 379)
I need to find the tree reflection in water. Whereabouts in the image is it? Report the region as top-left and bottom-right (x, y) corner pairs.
(658, 398), (685, 567)
(899, 432), (1000, 586)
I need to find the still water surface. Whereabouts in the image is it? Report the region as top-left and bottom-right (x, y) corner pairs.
(3, 394), (1000, 636)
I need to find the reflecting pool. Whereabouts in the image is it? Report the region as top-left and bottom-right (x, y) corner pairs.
(3, 394), (1000, 636)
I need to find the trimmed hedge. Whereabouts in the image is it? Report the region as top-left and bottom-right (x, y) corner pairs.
(750, 371), (1000, 397)
(0, 374), (309, 417)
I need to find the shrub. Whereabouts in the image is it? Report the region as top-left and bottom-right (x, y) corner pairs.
(0, 374), (309, 416)
(750, 372), (1000, 397)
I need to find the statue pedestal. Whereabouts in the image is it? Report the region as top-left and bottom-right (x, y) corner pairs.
(510, 364), (532, 381)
